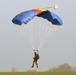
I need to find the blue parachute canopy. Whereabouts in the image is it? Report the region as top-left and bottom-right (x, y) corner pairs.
(12, 8), (63, 26)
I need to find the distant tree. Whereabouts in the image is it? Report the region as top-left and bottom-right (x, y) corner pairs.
(57, 63), (73, 71)
(48, 63), (74, 72)
(11, 67), (17, 72)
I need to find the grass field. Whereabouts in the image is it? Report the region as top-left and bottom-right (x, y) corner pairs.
(0, 72), (76, 75)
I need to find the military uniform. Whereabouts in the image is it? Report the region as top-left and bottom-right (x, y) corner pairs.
(31, 52), (39, 68)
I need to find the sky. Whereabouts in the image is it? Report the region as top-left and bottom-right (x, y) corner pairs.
(0, 0), (76, 72)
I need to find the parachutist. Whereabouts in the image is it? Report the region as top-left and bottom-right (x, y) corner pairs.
(31, 52), (40, 68)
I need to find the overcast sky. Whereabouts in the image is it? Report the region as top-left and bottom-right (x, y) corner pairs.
(0, 0), (76, 72)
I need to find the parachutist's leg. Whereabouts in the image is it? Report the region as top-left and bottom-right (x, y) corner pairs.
(31, 60), (34, 68)
(35, 60), (38, 68)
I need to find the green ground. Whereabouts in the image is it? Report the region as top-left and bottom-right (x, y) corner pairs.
(0, 72), (76, 75)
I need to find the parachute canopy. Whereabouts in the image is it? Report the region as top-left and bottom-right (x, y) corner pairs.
(12, 8), (63, 26)
(12, 8), (63, 50)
